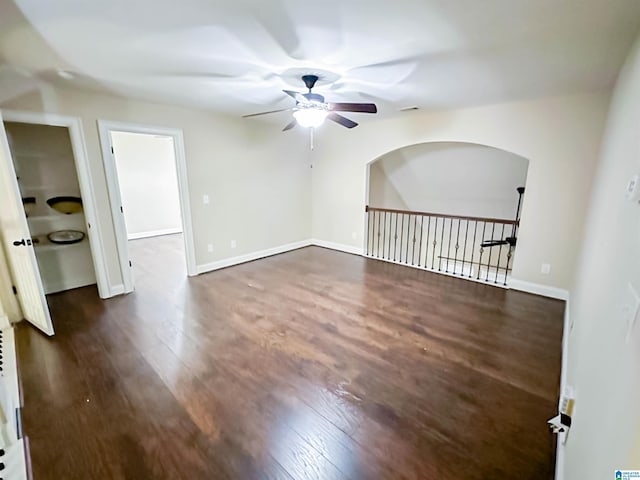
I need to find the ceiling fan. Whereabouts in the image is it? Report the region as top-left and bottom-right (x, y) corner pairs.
(242, 74), (378, 131)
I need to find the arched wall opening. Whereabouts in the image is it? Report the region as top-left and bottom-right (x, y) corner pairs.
(367, 141), (529, 220)
(364, 141), (530, 285)
(310, 93), (608, 292)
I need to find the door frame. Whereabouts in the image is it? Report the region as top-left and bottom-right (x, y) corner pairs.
(363, 162), (372, 254)
(1, 109), (111, 299)
(97, 120), (197, 293)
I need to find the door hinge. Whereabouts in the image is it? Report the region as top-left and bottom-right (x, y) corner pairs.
(12, 285), (17, 295)
(129, 260), (132, 267)
(15, 406), (23, 439)
(111, 145), (114, 154)
(120, 206), (124, 213)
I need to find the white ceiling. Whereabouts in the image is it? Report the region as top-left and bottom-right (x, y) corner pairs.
(1, 0), (640, 118)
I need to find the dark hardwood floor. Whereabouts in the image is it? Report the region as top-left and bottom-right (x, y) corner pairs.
(16, 234), (564, 479)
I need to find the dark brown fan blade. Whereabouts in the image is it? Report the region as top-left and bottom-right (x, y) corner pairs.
(327, 113), (358, 129)
(282, 119), (297, 131)
(283, 90), (308, 103)
(328, 102), (377, 113)
(242, 108), (291, 118)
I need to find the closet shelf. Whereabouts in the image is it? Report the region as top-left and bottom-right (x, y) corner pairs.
(18, 184), (81, 192)
(26, 213), (85, 222)
(34, 240), (89, 252)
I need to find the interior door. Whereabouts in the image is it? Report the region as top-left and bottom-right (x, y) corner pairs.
(0, 113), (54, 335)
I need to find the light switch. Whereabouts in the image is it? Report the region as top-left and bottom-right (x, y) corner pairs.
(541, 263), (551, 275)
(203, 194), (210, 204)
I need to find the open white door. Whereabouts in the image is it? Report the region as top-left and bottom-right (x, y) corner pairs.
(0, 113), (54, 336)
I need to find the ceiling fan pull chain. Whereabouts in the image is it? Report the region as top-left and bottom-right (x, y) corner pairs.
(310, 127), (314, 151)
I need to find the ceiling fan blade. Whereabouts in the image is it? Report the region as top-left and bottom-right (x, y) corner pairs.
(327, 113), (358, 129)
(282, 119), (297, 131)
(242, 108), (292, 118)
(283, 89), (309, 103)
(328, 102), (377, 113)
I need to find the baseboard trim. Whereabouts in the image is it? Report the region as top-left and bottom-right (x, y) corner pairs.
(509, 279), (569, 300)
(43, 277), (97, 296)
(555, 297), (571, 480)
(555, 443), (565, 480)
(310, 239), (363, 256)
(196, 239), (312, 275)
(128, 228), (182, 240)
(560, 299), (570, 402)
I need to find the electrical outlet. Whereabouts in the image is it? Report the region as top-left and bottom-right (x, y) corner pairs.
(231, 240), (237, 249)
(541, 263), (551, 275)
(207, 243), (213, 253)
(203, 194), (210, 204)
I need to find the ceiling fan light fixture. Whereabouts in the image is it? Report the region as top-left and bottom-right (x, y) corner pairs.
(243, 74), (377, 131)
(293, 108), (328, 128)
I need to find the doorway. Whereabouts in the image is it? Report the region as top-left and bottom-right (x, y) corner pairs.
(4, 121), (99, 293)
(0, 110), (110, 335)
(98, 121), (196, 293)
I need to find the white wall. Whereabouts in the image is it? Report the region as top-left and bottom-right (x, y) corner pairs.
(369, 142), (528, 220)
(368, 161), (408, 211)
(563, 32), (640, 478)
(311, 92), (609, 290)
(0, 86), (610, 297)
(110, 132), (182, 239)
(1, 86), (312, 292)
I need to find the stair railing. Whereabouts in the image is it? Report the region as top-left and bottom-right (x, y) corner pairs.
(365, 206), (520, 286)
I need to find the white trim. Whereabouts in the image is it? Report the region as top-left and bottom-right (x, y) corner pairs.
(0, 327), (20, 446)
(560, 299), (570, 404)
(555, 428), (566, 480)
(555, 297), (571, 480)
(196, 240), (312, 275)
(97, 122), (134, 293)
(0, 253), (21, 324)
(97, 120), (198, 295)
(109, 284), (126, 296)
(311, 239), (364, 255)
(508, 278), (569, 300)
(172, 128), (197, 277)
(363, 163), (371, 254)
(42, 275), (97, 295)
(0, 314), (10, 329)
(1, 110), (111, 299)
(127, 228), (182, 241)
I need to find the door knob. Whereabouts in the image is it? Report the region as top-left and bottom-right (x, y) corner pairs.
(12, 239), (32, 246)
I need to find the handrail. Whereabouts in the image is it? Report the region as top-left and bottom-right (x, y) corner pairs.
(365, 206), (519, 226)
